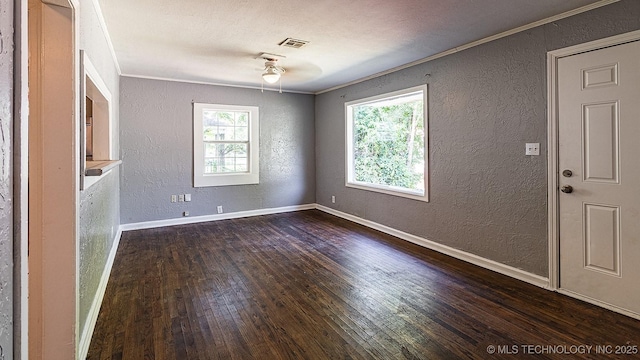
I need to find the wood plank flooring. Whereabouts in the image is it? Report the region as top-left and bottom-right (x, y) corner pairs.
(88, 210), (640, 359)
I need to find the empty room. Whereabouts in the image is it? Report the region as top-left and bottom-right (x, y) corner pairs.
(3, 0), (640, 359)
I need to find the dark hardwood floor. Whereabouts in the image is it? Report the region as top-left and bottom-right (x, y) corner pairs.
(88, 210), (640, 359)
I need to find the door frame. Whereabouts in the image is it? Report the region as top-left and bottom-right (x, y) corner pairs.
(28, 0), (81, 357)
(547, 29), (640, 319)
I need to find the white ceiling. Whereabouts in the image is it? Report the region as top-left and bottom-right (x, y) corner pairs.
(98, 0), (605, 93)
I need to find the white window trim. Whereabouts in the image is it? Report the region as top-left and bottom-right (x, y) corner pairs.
(80, 51), (120, 190)
(193, 103), (259, 187)
(345, 85), (429, 202)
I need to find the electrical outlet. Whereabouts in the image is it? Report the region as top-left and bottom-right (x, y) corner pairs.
(185, 193), (191, 202)
(525, 143), (540, 156)
(331, 195), (335, 204)
(183, 211), (189, 217)
(178, 194), (185, 202)
(217, 206), (223, 214)
(171, 195), (177, 203)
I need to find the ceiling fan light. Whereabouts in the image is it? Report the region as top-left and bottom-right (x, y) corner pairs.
(262, 67), (281, 84)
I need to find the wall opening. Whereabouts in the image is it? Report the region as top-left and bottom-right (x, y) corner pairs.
(80, 51), (121, 190)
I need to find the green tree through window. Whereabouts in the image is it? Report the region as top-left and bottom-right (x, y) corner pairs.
(193, 103), (259, 187)
(346, 86), (427, 200)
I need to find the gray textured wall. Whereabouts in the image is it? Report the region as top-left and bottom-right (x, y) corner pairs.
(315, 0), (640, 277)
(78, 173), (119, 332)
(77, 0), (121, 338)
(0, 0), (13, 356)
(119, 77), (316, 224)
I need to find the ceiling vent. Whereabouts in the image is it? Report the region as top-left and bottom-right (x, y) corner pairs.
(279, 38), (309, 49)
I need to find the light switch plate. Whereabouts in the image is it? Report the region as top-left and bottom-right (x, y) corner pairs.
(525, 143), (540, 156)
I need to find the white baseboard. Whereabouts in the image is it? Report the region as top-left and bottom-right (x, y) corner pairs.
(557, 289), (640, 321)
(78, 204), (315, 357)
(120, 204), (317, 231)
(86, 204), (640, 350)
(121, 204), (547, 289)
(78, 226), (123, 360)
(83, 202), (548, 358)
(316, 204), (549, 289)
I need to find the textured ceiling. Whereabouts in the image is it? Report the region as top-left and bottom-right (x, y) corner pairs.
(98, 0), (605, 93)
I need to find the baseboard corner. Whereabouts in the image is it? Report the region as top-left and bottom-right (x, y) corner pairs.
(315, 204), (549, 289)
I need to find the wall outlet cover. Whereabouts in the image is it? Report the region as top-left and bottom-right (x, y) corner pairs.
(525, 143), (540, 156)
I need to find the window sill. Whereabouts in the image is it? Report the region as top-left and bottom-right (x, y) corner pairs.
(82, 160), (122, 190)
(85, 160), (122, 176)
(346, 181), (428, 202)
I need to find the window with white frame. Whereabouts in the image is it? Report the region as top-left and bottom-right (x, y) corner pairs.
(193, 103), (259, 187)
(345, 85), (428, 201)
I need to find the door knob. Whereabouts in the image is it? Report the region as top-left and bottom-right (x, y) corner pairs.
(561, 185), (573, 193)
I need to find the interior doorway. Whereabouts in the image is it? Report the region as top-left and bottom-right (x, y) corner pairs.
(548, 30), (640, 320)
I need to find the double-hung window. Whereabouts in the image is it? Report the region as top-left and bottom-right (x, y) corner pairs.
(193, 103), (259, 187)
(345, 85), (428, 201)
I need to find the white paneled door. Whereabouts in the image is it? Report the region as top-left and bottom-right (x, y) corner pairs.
(558, 40), (640, 316)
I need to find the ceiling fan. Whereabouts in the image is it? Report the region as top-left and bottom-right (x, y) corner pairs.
(256, 53), (286, 91)
(262, 58), (286, 84)
(254, 52), (323, 92)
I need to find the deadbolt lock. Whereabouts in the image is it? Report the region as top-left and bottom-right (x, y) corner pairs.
(562, 170), (572, 177)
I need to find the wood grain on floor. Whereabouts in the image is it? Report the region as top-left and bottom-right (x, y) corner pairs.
(88, 210), (640, 359)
